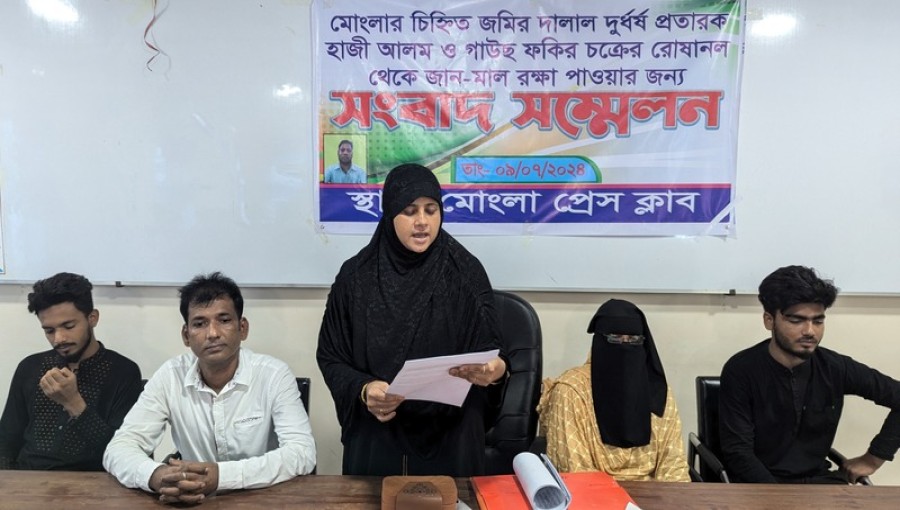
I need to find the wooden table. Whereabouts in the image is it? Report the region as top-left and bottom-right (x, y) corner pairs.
(619, 480), (898, 509)
(1, 471), (898, 509)
(0, 472), (477, 510)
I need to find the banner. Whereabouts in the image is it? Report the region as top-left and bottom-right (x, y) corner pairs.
(313, 0), (746, 236)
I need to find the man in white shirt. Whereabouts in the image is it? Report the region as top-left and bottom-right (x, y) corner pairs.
(103, 272), (315, 504)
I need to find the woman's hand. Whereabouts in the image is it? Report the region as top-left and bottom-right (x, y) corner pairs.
(364, 380), (405, 423)
(449, 356), (507, 387)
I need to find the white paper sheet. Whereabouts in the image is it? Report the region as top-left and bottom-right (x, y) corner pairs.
(386, 349), (499, 407)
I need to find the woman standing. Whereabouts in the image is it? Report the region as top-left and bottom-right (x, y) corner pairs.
(317, 163), (507, 476)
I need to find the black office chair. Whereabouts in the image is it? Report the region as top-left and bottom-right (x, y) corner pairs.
(688, 375), (871, 485)
(296, 376), (316, 474)
(296, 377), (310, 413)
(484, 290), (543, 475)
(688, 376), (729, 482)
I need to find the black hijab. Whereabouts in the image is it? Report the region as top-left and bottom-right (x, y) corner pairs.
(588, 299), (667, 448)
(364, 164), (448, 378)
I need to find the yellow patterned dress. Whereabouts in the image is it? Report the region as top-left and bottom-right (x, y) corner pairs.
(537, 357), (690, 482)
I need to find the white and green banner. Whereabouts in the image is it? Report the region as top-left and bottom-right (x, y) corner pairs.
(314, 0), (746, 236)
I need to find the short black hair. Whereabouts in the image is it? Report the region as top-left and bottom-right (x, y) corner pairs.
(758, 265), (838, 315)
(178, 272), (244, 322)
(27, 272), (94, 316)
(338, 139), (353, 149)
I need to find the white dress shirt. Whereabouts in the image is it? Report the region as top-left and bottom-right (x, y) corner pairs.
(103, 348), (316, 491)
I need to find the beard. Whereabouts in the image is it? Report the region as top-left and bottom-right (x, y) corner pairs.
(60, 328), (95, 363)
(772, 328), (815, 361)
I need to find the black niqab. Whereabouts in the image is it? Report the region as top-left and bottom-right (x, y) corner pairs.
(588, 299), (667, 448)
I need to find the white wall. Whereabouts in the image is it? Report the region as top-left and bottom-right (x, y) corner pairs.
(4, 0), (900, 295)
(2, 284), (899, 484)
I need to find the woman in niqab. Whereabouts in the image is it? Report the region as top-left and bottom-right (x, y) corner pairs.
(537, 299), (690, 481)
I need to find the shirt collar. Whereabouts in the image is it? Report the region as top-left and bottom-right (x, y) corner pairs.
(184, 348), (250, 392)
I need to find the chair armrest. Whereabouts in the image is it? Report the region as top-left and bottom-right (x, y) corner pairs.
(529, 435), (547, 455)
(828, 448), (873, 486)
(689, 433), (730, 483)
(688, 466), (704, 482)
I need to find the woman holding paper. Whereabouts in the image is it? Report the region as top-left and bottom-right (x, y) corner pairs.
(317, 163), (507, 476)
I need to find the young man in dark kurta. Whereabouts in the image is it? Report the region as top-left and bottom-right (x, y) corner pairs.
(720, 265), (900, 483)
(0, 272), (142, 470)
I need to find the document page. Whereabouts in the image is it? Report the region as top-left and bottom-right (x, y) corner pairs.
(387, 349), (500, 406)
